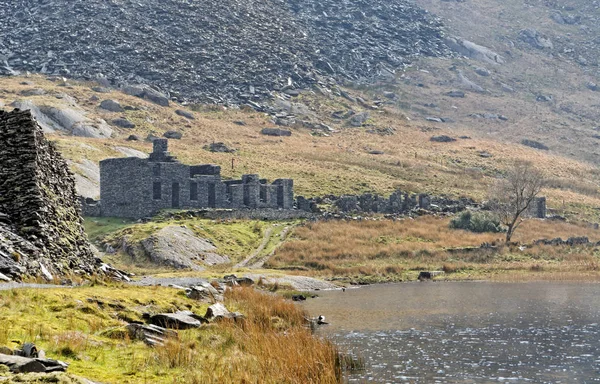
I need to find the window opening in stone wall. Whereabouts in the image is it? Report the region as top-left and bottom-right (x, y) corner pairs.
(208, 183), (216, 208)
(190, 182), (198, 201)
(243, 185), (250, 207)
(153, 164), (161, 177)
(260, 186), (267, 203)
(172, 182), (180, 208)
(277, 185), (284, 208)
(153, 182), (162, 200)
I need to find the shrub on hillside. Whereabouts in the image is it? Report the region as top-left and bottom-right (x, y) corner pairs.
(449, 211), (505, 233)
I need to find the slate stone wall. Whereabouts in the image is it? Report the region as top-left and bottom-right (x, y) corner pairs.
(0, 109), (95, 279)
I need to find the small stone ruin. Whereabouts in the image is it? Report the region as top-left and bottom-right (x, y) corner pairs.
(0, 109), (96, 280)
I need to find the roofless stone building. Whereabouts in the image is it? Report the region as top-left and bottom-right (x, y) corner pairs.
(95, 139), (294, 218)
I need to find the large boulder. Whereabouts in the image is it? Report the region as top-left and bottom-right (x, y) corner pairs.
(0, 353), (68, 373)
(99, 99), (124, 112)
(150, 311), (206, 329)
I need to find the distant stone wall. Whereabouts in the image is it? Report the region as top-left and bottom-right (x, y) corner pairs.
(0, 109), (95, 279)
(162, 208), (315, 221)
(296, 192), (477, 215)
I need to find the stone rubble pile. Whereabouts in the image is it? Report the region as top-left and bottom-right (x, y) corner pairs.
(0, 109), (96, 280)
(0, 0), (449, 105)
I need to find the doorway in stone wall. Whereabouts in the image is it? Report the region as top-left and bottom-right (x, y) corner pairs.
(172, 182), (180, 208)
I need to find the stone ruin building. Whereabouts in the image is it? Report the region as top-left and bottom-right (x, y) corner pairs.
(86, 139), (294, 219)
(0, 109), (95, 280)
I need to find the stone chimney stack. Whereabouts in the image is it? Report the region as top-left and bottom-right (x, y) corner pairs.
(149, 139), (176, 162)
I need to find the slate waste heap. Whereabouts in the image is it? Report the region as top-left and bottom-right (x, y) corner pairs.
(0, 0), (450, 104)
(0, 108), (97, 281)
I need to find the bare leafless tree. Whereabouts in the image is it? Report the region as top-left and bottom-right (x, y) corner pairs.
(489, 161), (546, 243)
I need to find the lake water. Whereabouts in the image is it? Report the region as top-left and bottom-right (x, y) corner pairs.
(301, 282), (600, 383)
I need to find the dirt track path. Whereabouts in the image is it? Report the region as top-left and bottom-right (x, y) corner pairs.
(249, 226), (293, 269)
(234, 226), (274, 268)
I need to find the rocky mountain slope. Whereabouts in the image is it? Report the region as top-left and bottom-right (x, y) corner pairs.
(0, 0), (448, 104)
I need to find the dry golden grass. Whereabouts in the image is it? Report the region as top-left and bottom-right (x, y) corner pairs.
(0, 285), (343, 384)
(266, 217), (600, 282)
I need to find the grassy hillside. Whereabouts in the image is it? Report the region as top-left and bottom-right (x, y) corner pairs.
(1, 75), (599, 222)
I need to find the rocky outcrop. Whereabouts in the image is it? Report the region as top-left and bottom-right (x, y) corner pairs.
(0, 109), (96, 280)
(137, 226), (230, 270)
(0, 0), (450, 104)
(444, 37), (504, 65)
(10, 100), (112, 138)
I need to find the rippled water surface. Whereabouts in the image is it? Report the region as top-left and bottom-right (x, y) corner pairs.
(302, 282), (600, 383)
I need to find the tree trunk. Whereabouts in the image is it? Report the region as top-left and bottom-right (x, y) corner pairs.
(505, 223), (514, 243)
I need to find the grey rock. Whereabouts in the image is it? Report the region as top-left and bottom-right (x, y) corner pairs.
(445, 36), (504, 65)
(123, 85), (169, 106)
(261, 128), (292, 136)
(20, 88), (46, 96)
(204, 142), (236, 153)
(522, 139), (549, 150)
(112, 118), (136, 129)
(126, 135), (140, 141)
(126, 323), (177, 347)
(113, 147), (148, 158)
(99, 99), (124, 112)
(10, 100), (56, 133)
(186, 283), (223, 302)
(426, 116), (444, 123)
(457, 70), (485, 93)
(446, 90), (465, 98)
(91, 86), (111, 93)
(519, 29), (553, 50)
(150, 311), (206, 329)
(204, 303), (242, 322)
(430, 135), (456, 143)
(175, 109), (194, 120)
(39, 106), (113, 138)
(587, 82), (598, 91)
(349, 112), (370, 127)
(474, 67), (490, 76)
(163, 130), (183, 139)
(0, 354), (68, 373)
(536, 95), (553, 102)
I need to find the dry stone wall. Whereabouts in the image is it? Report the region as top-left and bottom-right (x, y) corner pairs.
(0, 109), (95, 280)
